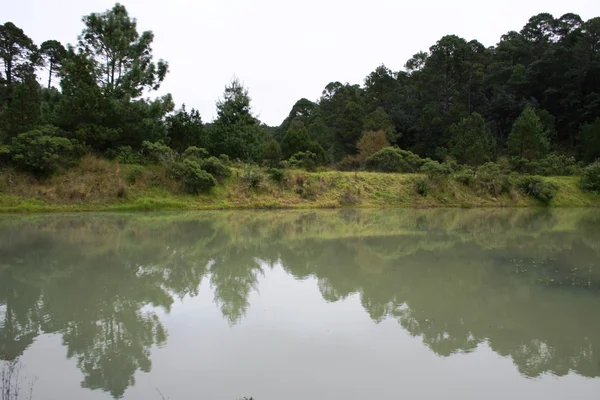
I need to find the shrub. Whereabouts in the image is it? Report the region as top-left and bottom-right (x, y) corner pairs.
(511, 154), (580, 176)
(421, 160), (452, 182)
(240, 164), (265, 189)
(519, 176), (559, 204)
(415, 178), (429, 196)
(474, 162), (513, 196)
(288, 151), (317, 171)
(125, 165), (146, 185)
(268, 168), (286, 183)
(171, 159), (216, 194)
(199, 156), (231, 180)
(338, 155), (361, 171)
(454, 168), (475, 186)
(581, 161), (600, 193)
(112, 146), (146, 165)
(219, 154), (231, 165)
(365, 147), (425, 173)
(182, 146), (209, 161)
(11, 129), (76, 176)
(142, 141), (178, 165)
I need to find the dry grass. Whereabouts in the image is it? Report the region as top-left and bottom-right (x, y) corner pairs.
(1, 160), (599, 212)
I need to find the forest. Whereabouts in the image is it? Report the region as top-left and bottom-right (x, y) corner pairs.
(1, 4), (600, 203)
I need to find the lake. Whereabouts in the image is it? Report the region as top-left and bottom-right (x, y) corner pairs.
(1, 209), (600, 400)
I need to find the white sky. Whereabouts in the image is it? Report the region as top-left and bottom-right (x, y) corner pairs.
(5, 0), (600, 126)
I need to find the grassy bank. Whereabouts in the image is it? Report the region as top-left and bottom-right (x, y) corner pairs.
(0, 157), (598, 212)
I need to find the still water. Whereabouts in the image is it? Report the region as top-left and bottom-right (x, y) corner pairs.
(1, 209), (600, 399)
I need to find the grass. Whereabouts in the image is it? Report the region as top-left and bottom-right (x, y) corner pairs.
(0, 157), (599, 212)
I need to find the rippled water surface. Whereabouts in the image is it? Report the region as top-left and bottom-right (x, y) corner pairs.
(1, 209), (600, 399)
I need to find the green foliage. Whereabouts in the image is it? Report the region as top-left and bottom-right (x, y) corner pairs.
(363, 107), (397, 143)
(474, 162), (514, 196)
(338, 155), (361, 171)
(199, 156), (231, 180)
(421, 160), (452, 181)
(511, 154), (580, 176)
(365, 147), (425, 173)
(579, 118), (600, 163)
(268, 168), (286, 183)
(240, 164), (265, 189)
(209, 79), (263, 161)
(171, 159), (216, 194)
(518, 176), (559, 204)
(449, 113), (495, 166)
(415, 178), (429, 196)
(79, 3), (168, 98)
(11, 129), (76, 175)
(182, 146), (209, 161)
(288, 151), (317, 171)
(261, 139), (282, 167)
(166, 106), (205, 153)
(580, 161), (600, 193)
(453, 168), (475, 186)
(508, 105), (550, 161)
(107, 146), (146, 165)
(219, 154), (231, 166)
(142, 141), (177, 165)
(125, 165), (146, 184)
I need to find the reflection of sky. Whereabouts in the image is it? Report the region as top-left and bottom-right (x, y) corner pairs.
(18, 262), (600, 400)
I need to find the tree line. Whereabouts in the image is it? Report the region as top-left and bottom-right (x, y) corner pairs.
(1, 5), (599, 178)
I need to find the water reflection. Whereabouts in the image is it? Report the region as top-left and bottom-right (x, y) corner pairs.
(1, 209), (600, 398)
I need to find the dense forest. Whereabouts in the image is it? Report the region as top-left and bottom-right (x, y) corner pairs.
(1, 4), (599, 194)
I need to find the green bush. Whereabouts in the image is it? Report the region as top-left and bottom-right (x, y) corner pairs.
(337, 155), (361, 171)
(421, 160), (452, 181)
(474, 162), (514, 196)
(415, 177), (429, 196)
(182, 146), (209, 161)
(11, 129), (76, 176)
(511, 154), (580, 176)
(365, 147), (425, 173)
(288, 151), (317, 171)
(142, 141), (178, 165)
(199, 156), (231, 180)
(125, 165), (146, 184)
(453, 168), (475, 186)
(581, 161), (600, 193)
(111, 146), (146, 165)
(240, 164), (265, 189)
(268, 168), (286, 183)
(219, 154), (231, 166)
(518, 176), (559, 204)
(171, 159), (216, 194)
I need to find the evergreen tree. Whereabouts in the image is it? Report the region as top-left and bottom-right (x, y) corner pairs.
(507, 105), (550, 160)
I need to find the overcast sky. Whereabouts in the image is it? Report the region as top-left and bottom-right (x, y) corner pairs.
(5, 0), (600, 126)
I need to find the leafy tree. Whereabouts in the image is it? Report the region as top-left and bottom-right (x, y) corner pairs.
(40, 40), (66, 88)
(261, 139), (282, 167)
(78, 3), (168, 98)
(450, 113), (495, 166)
(209, 78), (263, 161)
(363, 107), (397, 143)
(507, 105), (550, 160)
(166, 105), (206, 152)
(0, 22), (38, 89)
(281, 120), (325, 162)
(356, 130), (390, 164)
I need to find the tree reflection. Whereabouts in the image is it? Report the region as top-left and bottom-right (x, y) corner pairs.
(0, 208), (599, 398)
